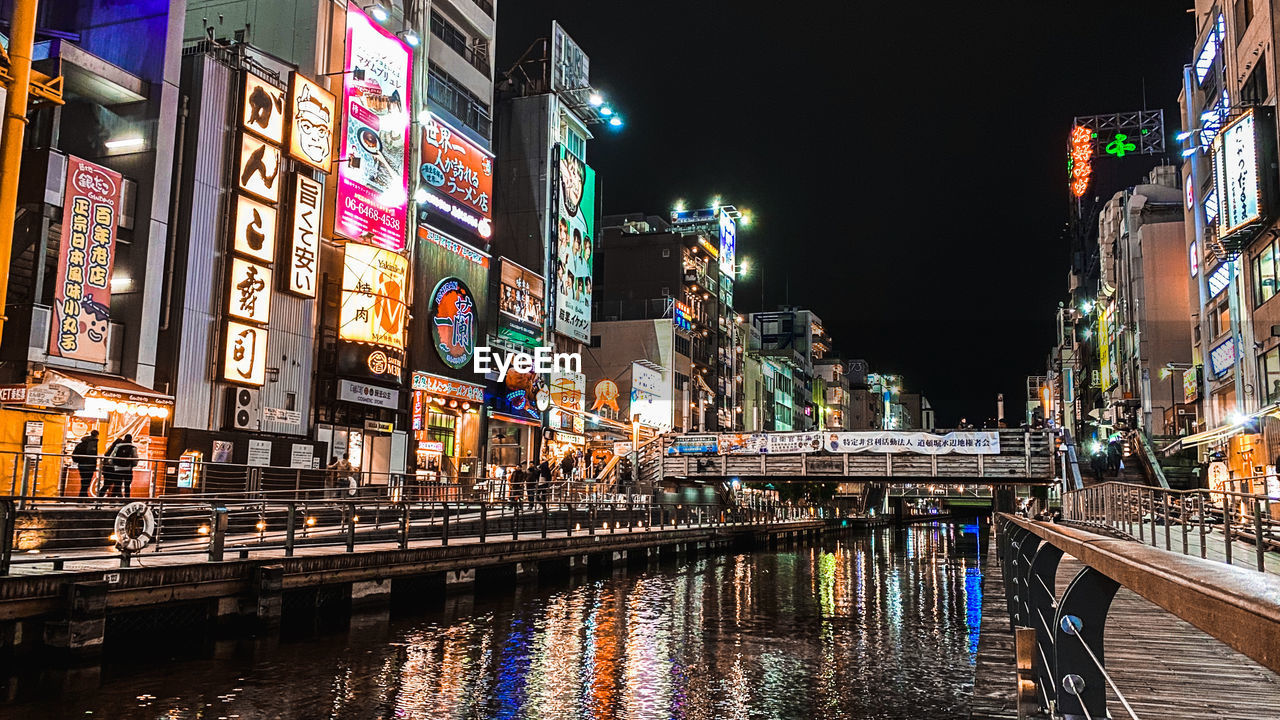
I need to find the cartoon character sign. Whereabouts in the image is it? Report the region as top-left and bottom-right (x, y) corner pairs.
(430, 277), (475, 369)
(288, 73), (336, 172)
(49, 157), (122, 364)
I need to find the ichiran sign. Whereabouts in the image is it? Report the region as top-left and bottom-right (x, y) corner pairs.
(1212, 107), (1278, 242)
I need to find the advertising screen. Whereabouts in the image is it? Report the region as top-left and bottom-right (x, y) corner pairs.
(336, 2), (412, 251)
(419, 112), (493, 240)
(551, 145), (596, 342)
(718, 208), (736, 277)
(49, 157), (122, 364)
(498, 258), (544, 345)
(339, 243), (408, 349)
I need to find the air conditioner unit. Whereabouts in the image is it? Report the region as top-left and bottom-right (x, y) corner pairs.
(226, 386), (260, 431)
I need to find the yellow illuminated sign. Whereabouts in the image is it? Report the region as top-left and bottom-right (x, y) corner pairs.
(339, 243), (408, 350)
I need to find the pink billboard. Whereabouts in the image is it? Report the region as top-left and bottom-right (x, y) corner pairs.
(336, 2), (412, 252)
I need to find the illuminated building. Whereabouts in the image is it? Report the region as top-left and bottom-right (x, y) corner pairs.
(490, 22), (614, 470)
(594, 210), (744, 432)
(0, 1), (182, 495)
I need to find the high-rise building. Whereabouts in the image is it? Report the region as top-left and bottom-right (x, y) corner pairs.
(0, 2), (185, 493)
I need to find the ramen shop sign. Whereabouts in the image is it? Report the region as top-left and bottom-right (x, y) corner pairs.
(420, 112), (493, 240)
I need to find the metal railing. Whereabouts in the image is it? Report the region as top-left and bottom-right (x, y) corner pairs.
(997, 513), (1280, 720)
(1064, 480), (1279, 572)
(0, 488), (816, 575)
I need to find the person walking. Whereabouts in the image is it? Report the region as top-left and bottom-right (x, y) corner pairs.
(1090, 450), (1107, 484)
(559, 452), (576, 485)
(102, 433), (139, 499)
(1106, 438), (1122, 474)
(327, 453), (356, 499)
(538, 459), (553, 506)
(510, 462), (526, 506)
(70, 430), (100, 498)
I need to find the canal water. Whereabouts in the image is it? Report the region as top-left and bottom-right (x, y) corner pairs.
(2, 523), (985, 720)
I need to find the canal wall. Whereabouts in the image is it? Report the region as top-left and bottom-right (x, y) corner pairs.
(0, 520), (829, 662)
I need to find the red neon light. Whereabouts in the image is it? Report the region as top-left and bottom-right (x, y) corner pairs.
(1070, 125), (1093, 197)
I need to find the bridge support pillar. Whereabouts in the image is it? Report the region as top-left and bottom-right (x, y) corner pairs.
(252, 565), (284, 630)
(42, 581), (108, 660)
(1053, 566), (1120, 720)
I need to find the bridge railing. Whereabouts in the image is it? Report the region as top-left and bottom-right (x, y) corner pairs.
(1064, 480), (1279, 572)
(660, 429), (1055, 480)
(997, 513), (1280, 719)
(0, 491), (819, 576)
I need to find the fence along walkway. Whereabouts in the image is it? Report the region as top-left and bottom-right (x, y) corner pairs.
(657, 429), (1056, 482)
(991, 515), (1280, 720)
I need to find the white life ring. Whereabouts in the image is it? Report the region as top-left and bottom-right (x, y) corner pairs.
(114, 501), (156, 553)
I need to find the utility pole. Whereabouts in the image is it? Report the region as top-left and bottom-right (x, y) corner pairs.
(0, 0), (61, 339)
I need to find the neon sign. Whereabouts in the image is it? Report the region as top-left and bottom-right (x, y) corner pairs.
(1105, 133), (1135, 158)
(429, 277), (476, 369)
(1069, 125), (1093, 197)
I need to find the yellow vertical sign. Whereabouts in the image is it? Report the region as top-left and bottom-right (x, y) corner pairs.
(1098, 307), (1112, 391)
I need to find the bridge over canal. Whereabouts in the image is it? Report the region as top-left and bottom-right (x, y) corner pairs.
(650, 428), (1057, 484)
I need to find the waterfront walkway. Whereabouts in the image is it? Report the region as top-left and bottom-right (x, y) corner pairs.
(973, 526), (1280, 720)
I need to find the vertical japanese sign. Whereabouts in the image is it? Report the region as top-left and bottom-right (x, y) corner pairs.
(49, 157), (122, 363)
(419, 112), (493, 240)
(224, 320), (268, 386)
(337, 2), (412, 252)
(1213, 109), (1262, 236)
(429, 277), (476, 369)
(551, 145), (596, 342)
(339, 242), (408, 349)
(718, 208), (736, 277)
(288, 174), (322, 296)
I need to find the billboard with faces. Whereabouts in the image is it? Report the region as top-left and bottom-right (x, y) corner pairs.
(551, 145), (596, 343)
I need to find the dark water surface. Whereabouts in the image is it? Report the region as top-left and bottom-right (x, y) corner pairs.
(4, 523), (984, 720)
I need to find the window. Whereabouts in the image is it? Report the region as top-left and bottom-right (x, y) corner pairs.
(674, 335), (691, 357)
(660, 286), (670, 297)
(564, 127), (586, 158)
(661, 248), (671, 258)
(285, 392), (297, 411)
(429, 11), (490, 75)
(1242, 58), (1269, 105)
(1253, 240), (1278, 306)
(590, 335), (601, 348)
(1235, 0), (1254, 40)
(1212, 302), (1230, 338)
(1261, 347), (1280, 403)
(426, 63), (492, 138)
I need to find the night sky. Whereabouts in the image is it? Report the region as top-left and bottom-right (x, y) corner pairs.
(498, 1), (1193, 426)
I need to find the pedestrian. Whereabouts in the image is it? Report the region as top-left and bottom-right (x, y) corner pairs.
(560, 452), (576, 485)
(1090, 451), (1106, 484)
(70, 430), (99, 498)
(102, 433), (139, 499)
(511, 462), (526, 506)
(1106, 439), (1121, 473)
(538, 459), (553, 506)
(327, 453), (355, 499)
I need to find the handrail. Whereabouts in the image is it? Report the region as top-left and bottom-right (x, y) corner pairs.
(1131, 430), (1170, 489)
(1000, 512), (1280, 674)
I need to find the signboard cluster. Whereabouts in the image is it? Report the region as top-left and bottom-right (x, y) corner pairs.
(669, 431), (1003, 456)
(222, 66), (336, 389)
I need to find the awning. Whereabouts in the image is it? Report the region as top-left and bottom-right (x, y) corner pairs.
(1161, 403), (1280, 454)
(48, 369), (174, 406)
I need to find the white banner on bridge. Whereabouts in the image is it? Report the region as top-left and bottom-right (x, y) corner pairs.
(824, 431), (1000, 455)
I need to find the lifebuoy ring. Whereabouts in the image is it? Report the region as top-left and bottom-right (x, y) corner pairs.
(114, 501), (156, 553)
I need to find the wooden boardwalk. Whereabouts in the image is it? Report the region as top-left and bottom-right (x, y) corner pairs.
(972, 530), (1280, 720)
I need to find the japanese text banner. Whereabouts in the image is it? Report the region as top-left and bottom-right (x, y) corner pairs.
(823, 431), (1000, 455)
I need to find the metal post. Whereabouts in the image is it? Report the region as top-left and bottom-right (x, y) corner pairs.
(1181, 495), (1189, 555)
(1224, 500), (1233, 564)
(611, 499), (617, 534)
(541, 499), (548, 539)
(208, 506), (228, 562)
(0, 497), (13, 575)
(479, 502), (487, 544)
(346, 505), (356, 552)
(0, 0), (42, 341)
(1054, 566), (1122, 720)
(512, 501), (520, 541)
(285, 503), (296, 557)
(399, 503), (411, 550)
(1164, 493), (1172, 551)
(442, 501), (449, 546)
(1198, 492), (1207, 559)
(567, 502), (574, 536)
(1255, 498), (1266, 572)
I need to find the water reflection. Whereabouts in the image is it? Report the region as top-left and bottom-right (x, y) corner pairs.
(5, 523), (982, 720)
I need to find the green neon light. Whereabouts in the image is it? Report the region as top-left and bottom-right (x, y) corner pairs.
(1106, 133), (1136, 157)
